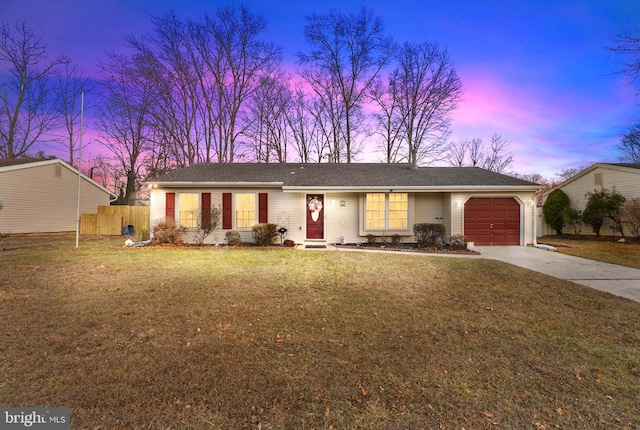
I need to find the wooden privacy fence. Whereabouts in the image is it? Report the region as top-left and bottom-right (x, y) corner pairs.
(80, 205), (150, 235)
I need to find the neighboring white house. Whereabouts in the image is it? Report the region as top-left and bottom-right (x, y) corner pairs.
(146, 163), (541, 246)
(539, 163), (640, 236)
(0, 158), (117, 234)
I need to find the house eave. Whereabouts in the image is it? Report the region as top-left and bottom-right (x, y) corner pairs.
(147, 181), (284, 188)
(282, 185), (541, 193)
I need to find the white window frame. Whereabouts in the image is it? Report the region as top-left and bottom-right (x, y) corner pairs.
(235, 192), (256, 229)
(178, 193), (199, 229)
(363, 192), (409, 231)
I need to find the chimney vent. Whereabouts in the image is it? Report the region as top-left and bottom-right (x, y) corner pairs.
(410, 148), (418, 170)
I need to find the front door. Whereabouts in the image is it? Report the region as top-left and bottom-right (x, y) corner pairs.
(306, 194), (324, 240)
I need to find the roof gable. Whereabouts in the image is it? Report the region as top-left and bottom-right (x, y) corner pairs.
(546, 162), (640, 195)
(0, 158), (117, 198)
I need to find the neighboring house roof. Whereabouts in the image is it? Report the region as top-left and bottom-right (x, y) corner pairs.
(0, 157), (55, 168)
(544, 162), (640, 196)
(147, 163), (540, 191)
(0, 158), (117, 199)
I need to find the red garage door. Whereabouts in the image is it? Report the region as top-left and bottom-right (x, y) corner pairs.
(464, 198), (520, 245)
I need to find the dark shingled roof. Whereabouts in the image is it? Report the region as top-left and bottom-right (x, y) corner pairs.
(148, 163), (540, 188)
(0, 157), (54, 168)
(606, 163), (640, 170)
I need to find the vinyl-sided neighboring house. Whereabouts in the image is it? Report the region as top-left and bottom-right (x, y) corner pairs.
(0, 158), (117, 234)
(146, 163), (541, 246)
(540, 162), (640, 237)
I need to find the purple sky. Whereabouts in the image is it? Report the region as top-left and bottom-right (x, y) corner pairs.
(4, 0), (640, 180)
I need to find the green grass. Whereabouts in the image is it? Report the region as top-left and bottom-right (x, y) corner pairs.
(1, 234), (639, 429)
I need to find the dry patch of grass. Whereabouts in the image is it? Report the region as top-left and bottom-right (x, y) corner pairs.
(1, 234), (639, 429)
(538, 236), (640, 269)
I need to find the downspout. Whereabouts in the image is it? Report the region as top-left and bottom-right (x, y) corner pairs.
(531, 196), (555, 251)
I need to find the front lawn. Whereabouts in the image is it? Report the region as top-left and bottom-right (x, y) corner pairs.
(1, 235), (639, 429)
(538, 236), (640, 269)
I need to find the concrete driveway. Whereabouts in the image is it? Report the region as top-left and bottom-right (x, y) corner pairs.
(475, 246), (640, 303)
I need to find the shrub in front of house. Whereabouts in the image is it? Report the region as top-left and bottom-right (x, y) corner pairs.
(543, 189), (571, 235)
(365, 233), (377, 245)
(447, 234), (468, 251)
(251, 223), (278, 246)
(225, 230), (243, 246)
(151, 218), (183, 245)
(390, 234), (402, 247)
(413, 223), (446, 248)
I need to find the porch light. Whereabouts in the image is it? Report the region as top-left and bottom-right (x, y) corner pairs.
(340, 200), (346, 206)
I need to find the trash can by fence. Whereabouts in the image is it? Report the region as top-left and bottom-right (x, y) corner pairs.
(122, 225), (135, 236)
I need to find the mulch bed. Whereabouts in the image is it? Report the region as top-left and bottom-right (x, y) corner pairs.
(335, 243), (480, 255)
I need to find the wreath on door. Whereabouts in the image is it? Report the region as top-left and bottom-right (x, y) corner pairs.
(308, 197), (323, 222)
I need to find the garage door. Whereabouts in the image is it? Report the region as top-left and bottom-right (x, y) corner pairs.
(464, 198), (520, 245)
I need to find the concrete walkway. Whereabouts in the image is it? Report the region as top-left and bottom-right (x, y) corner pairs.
(475, 246), (640, 303)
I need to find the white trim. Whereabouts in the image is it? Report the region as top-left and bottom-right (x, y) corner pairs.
(148, 181), (283, 188)
(284, 185), (540, 193)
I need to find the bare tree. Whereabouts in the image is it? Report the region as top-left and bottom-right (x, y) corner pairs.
(448, 138), (482, 167)
(446, 134), (512, 173)
(509, 171), (546, 184)
(298, 7), (394, 162)
(246, 72), (292, 162)
(394, 41), (463, 165)
(56, 63), (95, 166)
(194, 6), (282, 162)
(122, 8), (281, 167)
(481, 133), (514, 173)
(0, 21), (68, 158)
(619, 123), (640, 162)
(608, 29), (640, 83)
(95, 52), (156, 205)
(370, 77), (404, 162)
(126, 12), (213, 167)
(286, 86), (313, 162)
(555, 165), (588, 182)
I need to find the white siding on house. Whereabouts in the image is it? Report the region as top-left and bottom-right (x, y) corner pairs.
(325, 193), (359, 244)
(151, 188), (305, 244)
(0, 161), (112, 234)
(150, 187), (538, 246)
(414, 192), (445, 228)
(268, 190), (304, 243)
(544, 165), (640, 236)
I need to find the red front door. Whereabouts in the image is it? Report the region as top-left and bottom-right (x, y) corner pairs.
(306, 194), (324, 240)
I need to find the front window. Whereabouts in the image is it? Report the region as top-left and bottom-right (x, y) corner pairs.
(388, 193), (408, 228)
(236, 193), (256, 228)
(366, 193), (386, 229)
(365, 193), (408, 229)
(179, 193), (199, 228)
